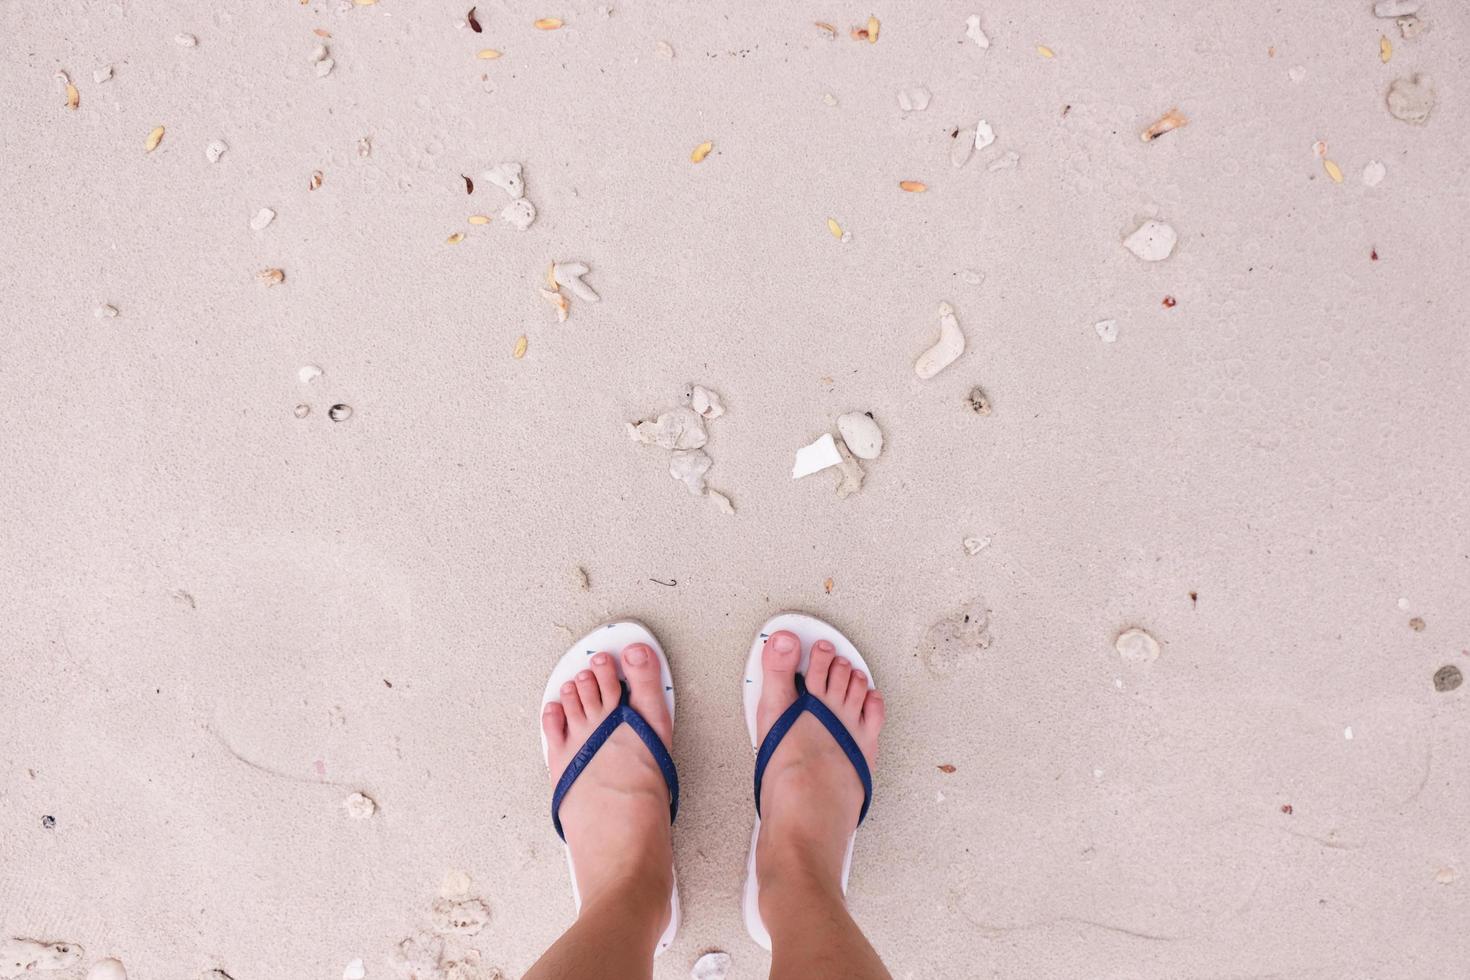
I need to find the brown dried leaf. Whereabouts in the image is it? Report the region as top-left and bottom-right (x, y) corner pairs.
(462, 174), (474, 194)
(513, 334), (528, 358)
(691, 140), (713, 163)
(467, 6), (482, 32)
(534, 17), (563, 30)
(145, 125), (165, 152)
(257, 268), (285, 286)
(937, 764), (957, 774)
(1140, 107), (1188, 142)
(898, 180), (927, 192)
(824, 577), (834, 594)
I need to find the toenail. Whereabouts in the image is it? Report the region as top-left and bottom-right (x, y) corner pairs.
(817, 640), (833, 650)
(592, 653), (609, 665)
(543, 702), (558, 713)
(837, 658), (850, 668)
(624, 644), (648, 665)
(561, 682), (575, 694)
(577, 670), (592, 681)
(774, 633), (797, 654)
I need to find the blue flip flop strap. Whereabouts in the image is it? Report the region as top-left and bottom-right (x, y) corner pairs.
(754, 672), (873, 825)
(551, 682), (679, 841)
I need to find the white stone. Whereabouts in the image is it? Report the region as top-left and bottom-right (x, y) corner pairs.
(656, 40), (674, 58)
(1114, 627), (1160, 663)
(250, 207), (276, 231)
(1362, 161), (1386, 187)
(1123, 219), (1177, 261)
(974, 120), (995, 151)
(685, 384), (724, 420)
(315, 57), (335, 77)
(669, 450), (712, 495)
(962, 536), (990, 555)
(174, 32), (198, 46)
(793, 433), (842, 478)
(88, 960), (127, 980)
(310, 43), (328, 62)
(1344, 726), (1354, 740)
(553, 261), (599, 302)
(915, 301), (964, 380)
(205, 139), (227, 163)
(1373, 0), (1419, 16)
(342, 791), (377, 819)
(628, 407), (707, 450)
(298, 364), (324, 384)
(897, 86), (931, 112)
(836, 412), (883, 460)
(482, 162), (525, 198)
(691, 951), (733, 980)
(500, 198), (536, 231)
(94, 304), (119, 319)
(342, 959), (365, 980)
(1094, 319), (1118, 343)
(965, 14), (989, 50)
(93, 65), (113, 83)
(1287, 65), (1305, 83)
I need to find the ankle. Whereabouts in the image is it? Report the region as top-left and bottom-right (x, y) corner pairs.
(756, 830), (843, 910)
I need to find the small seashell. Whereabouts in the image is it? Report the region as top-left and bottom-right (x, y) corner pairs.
(1140, 107), (1188, 142)
(1433, 664), (1463, 692)
(315, 57), (335, 77)
(145, 125), (165, 152)
(250, 207), (276, 230)
(329, 403), (353, 422)
(691, 141), (713, 163)
(896, 86), (931, 112)
(500, 197), (536, 231)
(298, 364), (323, 384)
(87, 958), (128, 980)
(915, 301), (963, 379)
(1362, 161), (1386, 187)
(341, 959), (366, 980)
(965, 14), (989, 50)
(656, 40), (674, 58)
(445, 232), (465, 244)
(866, 14), (879, 43)
(257, 268), (285, 286)
(293, 404), (311, 418)
(539, 287), (569, 322)
(963, 536), (990, 556)
(205, 139), (227, 163)
(482, 162), (524, 197)
(1114, 627), (1160, 663)
(93, 65), (113, 83)
(836, 412), (883, 460)
(974, 120), (996, 151)
(1123, 219), (1177, 261)
(691, 951), (733, 980)
(1094, 319), (1118, 343)
(59, 71), (79, 110)
(174, 32), (198, 47)
(793, 433), (842, 479)
(94, 304), (119, 319)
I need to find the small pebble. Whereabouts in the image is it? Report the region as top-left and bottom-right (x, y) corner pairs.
(329, 404), (354, 423)
(974, 120), (996, 151)
(87, 959), (128, 980)
(1362, 161), (1386, 187)
(315, 58), (335, 77)
(1113, 627), (1159, 663)
(1094, 319), (1118, 343)
(962, 536), (990, 555)
(966, 386), (992, 415)
(94, 304), (119, 319)
(1433, 665), (1462, 692)
(342, 791), (376, 818)
(1344, 726), (1354, 740)
(298, 364), (324, 384)
(250, 208), (276, 231)
(500, 198), (536, 231)
(293, 404), (311, 419)
(691, 951), (732, 980)
(174, 32), (198, 46)
(93, 65), (114, 83)
(1123, 219), (1177, 261)
(310, 43), (329, 62)
(656, 40), (674, 58)
(1287, 65), (1305, 83)
(836, 412), (883, 460)
(1386, 74), (1435, 125)
(205, 139), (227, 163)
(342, 959), (365, 980)
(41, 814), (56, 829)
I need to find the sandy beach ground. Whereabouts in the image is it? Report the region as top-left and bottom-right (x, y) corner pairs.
(3, 1), (1469, 977)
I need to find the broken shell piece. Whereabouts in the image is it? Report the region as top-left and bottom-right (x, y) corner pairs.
(482, 162), (525, 198)
(310, 43), (328, 62)
(837, 412), (883, 460)
(964, 14), (989, 49)
(827, 217), (845, 238)
(309, 170), (323, 190)
(1435, 867), (1458, 884)
(477, 48), (503, 59)
(1114, 627), (1160, 663)
(500, 198), (537, 231)
(87, 959), (127, 980)
(963, 536), (990, 556)
(341, 960), (365, 980)
(1373, 0), (1419, 15)
(205, 139), (227, 163)
(174, 32), (198, 46)
(145, 125), (165, 152)
(468, 214), (491, 225)
(974, 120), (996, 151)
(915, 301), (964, 380)
(822, 92), (838, 107)
(656, 40), (674, 58)
(534, 17), (563, 29)
(833, 436), (865, 498)
(1287, 65), (1305, 83)
(57, 71), (79, 110)
(708, 490), (735, 515)
(293, 404), (311, 418)
(250, 207), (276, 230)
(1361, 161), (1386, 188)
(1397, 14), (1425, 38)
(897, 86), (931, 112)
(1140, 107), (1188, 142)
(553, 261), (599, 302)
(959, 269), (984, 285)
(1323, 159), (1343, 183)
(1036, 44), (1055, 58)
(298, 364), (323, 384)
(986, 151), (1019, 171)
(793, 433), (841, 479)
(257, 268), (285, 286)
(684, 384), (725, 420)
(329, 404), (353, 422)
(0, 940), (83, 975)
(316, 58), (335, 77)
(669, 450), (712, 495)
(539, 287), (569, 322)
(692, 951), (733, 980)
(1386, 74), (1435, 124)
(950, 128), (976, 168)
(966, 386), (992, 415)
(342, 791), (376, 819)
(94, 304), (119, 319)
(691, 141), (713, 163)
(430, 897), (490, 935)
(629, 407), (708, 451)
(1123, 219), (1177, 261)
(1380, 35), (1392, 63)
(93, 65), (113, 83)
(1094, 319), (1118, 343)
(899, 180), (927, 192)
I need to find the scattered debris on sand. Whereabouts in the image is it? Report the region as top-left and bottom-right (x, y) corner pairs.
(915, 302), (964, 379)
(691, 951), (733, 980)
(1140, 107), (1188, 142)
(837, 412), (883, 459)
(294, 404), (311, 418)
(481, 162), (524, 198)
(1386, 74), (1435, 124)
(94, 304), (119, 319)
(257, 268), (285, 287)
(250, 207), (276, 231)
(1433, 665), (1462, 692)
(342, 791), (377, 819)
(921, 598), (992, 675)
(1114, 627), (1160, 663)
(1094, 319), (1118, 343)
(966, 386), (992, 415)
(656, 40), (675, 58)
(309, 170), (324, 190)
(833, 437), (865, 499)
(793, 433), (841, 478)
(430, 897), (491, 935)
(964, 14), (989, 50)
(328, 404), (353, 422)
(1123, 219), (1177, 261)
(629, 387), (734, 512)
(500, 198), (536, 231)
(86, 959), (127, 980)
(685, 384), (724, 420)
(629, 406), (707, 450)
(962, 536), (990, 555)
(0, 939), (83, 978)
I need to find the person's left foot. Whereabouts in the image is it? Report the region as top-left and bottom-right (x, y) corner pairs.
(541, 644), (674, 935)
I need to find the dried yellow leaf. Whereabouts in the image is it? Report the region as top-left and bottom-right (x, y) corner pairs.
(257, 268), (285, 286)
(468, 214), (491, 225)
(1380, 35), (1392, 63)
(534, 17), (563, 30)
(898, 180), (927, 192)
(866, 14), (879, 43)
(1037, 45), (1055, 58)
(513, 334), (528, 358)
(145, 126), (165, 152)
(65, 82), (79, 110)
(691, 140), (713, 163)
(826, 217), (843, 239)
(1323, 159), (1343, 183)
(446, 232), (465, 244)
(477, 48), (502, 59)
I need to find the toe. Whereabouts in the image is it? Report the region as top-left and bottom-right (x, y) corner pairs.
(825, 656), (853, 703)
(845, 670), (869, 711)
(860, 689), (885, 744)
(756, 631), (802, 741)
(590, 652), (621, 706)
(560, 681), (585, 725)
(574, 669), (603, 716)
(621, 642), (673, 746)
(541, 701), (568, 752)
(807, 638), (836, 692)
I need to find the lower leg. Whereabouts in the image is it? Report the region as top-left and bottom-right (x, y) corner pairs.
(522, 863), (670, 980)
(761, 839), (891, 980)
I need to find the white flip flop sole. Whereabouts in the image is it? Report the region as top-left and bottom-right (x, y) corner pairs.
(540, 619), (680, 957)
(741, 612), (872, 951)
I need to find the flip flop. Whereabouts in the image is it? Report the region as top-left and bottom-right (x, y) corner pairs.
(540, 619), (681, 957)
(741, 612), (874, 950)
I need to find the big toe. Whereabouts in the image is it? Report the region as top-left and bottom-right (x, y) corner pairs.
(621, 642), (673, 746)
(756, 630), (802, 740)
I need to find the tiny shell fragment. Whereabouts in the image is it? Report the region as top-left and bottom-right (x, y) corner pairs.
(315, 58), (335, 77)
(1397, 15), (1424, 38)
(145, 126), (165, 152)
(669, 450), (712, 495)
(1123, 219), (1177, 261)
(1435, 867), (1458, 884)
(309, 170), (324, 190)
(836, 412), (883, 459)
(827, 218), (843, 239)
(1323, 159), (1343, 183)
(656, 40), (674, 58)
(482, 162), (524, 198)
(1036, 44), (1055, 58)
(628, 407), (707, 451)
(1433, 664), (1462, 692)
(1386, 74), (1435, 124)
(899, 180), (927, 192)
(553, 261), (599, 302)
(466, 6), (482, 32)
(257, 268), (285, 286)
(691, 141), (713, 163)
(965, 14), (989, 49)
(1140, 107), (1188, 142)
(708, 490), (735, 515)
(205, 139), (227, 163)
(1380, 35), (1392, 62)
(310, 43), (328, 62)
(539, 287), (569, 322)
(815, 22), (837, 38)
(1362, 160), (1386, 186)
(342, 791), (376, 819)
(57, 71), (80, 110)
(468, 214), (491, 225)
(1114, 627), (1160, 663)
(1094, 319), (1118, 343)
(974, 120), (996, 151)
(833, 437), (864, 498)
(915, 301), (964, 379)
(93, 65), (113, 83)
(446, 232), (465, 244)
(298, 364), (323, 384)
(341, 960), (365, 980)
(329, 404), (352, 422)
(897, 86), (931, 112)
(87, 958), (127, 980)
(793, 433), (842, 479)
(1287, 65), (1305, 83)
(94, 304), (119, 319)
(294, 404), (311, 418)
(534, 17), (563, 29)
(500, 198), (536, 230)
(966, 386), (992, 415)
(963, 536), (990, 555)
(174, 32), (198, 47)
(866, 15), (879, 43)
(477, 48), (503, 59)
(513, 335), (528, 358)
(250, 207), (276, 230)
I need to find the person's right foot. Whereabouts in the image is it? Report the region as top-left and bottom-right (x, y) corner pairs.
(753, 630), (885, 902)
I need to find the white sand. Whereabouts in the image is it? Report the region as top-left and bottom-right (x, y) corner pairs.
(3, 2), (1469, 977)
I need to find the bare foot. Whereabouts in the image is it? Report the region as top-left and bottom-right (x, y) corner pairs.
(541, 643), (674, 940)
(753, 630), (885, 905)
